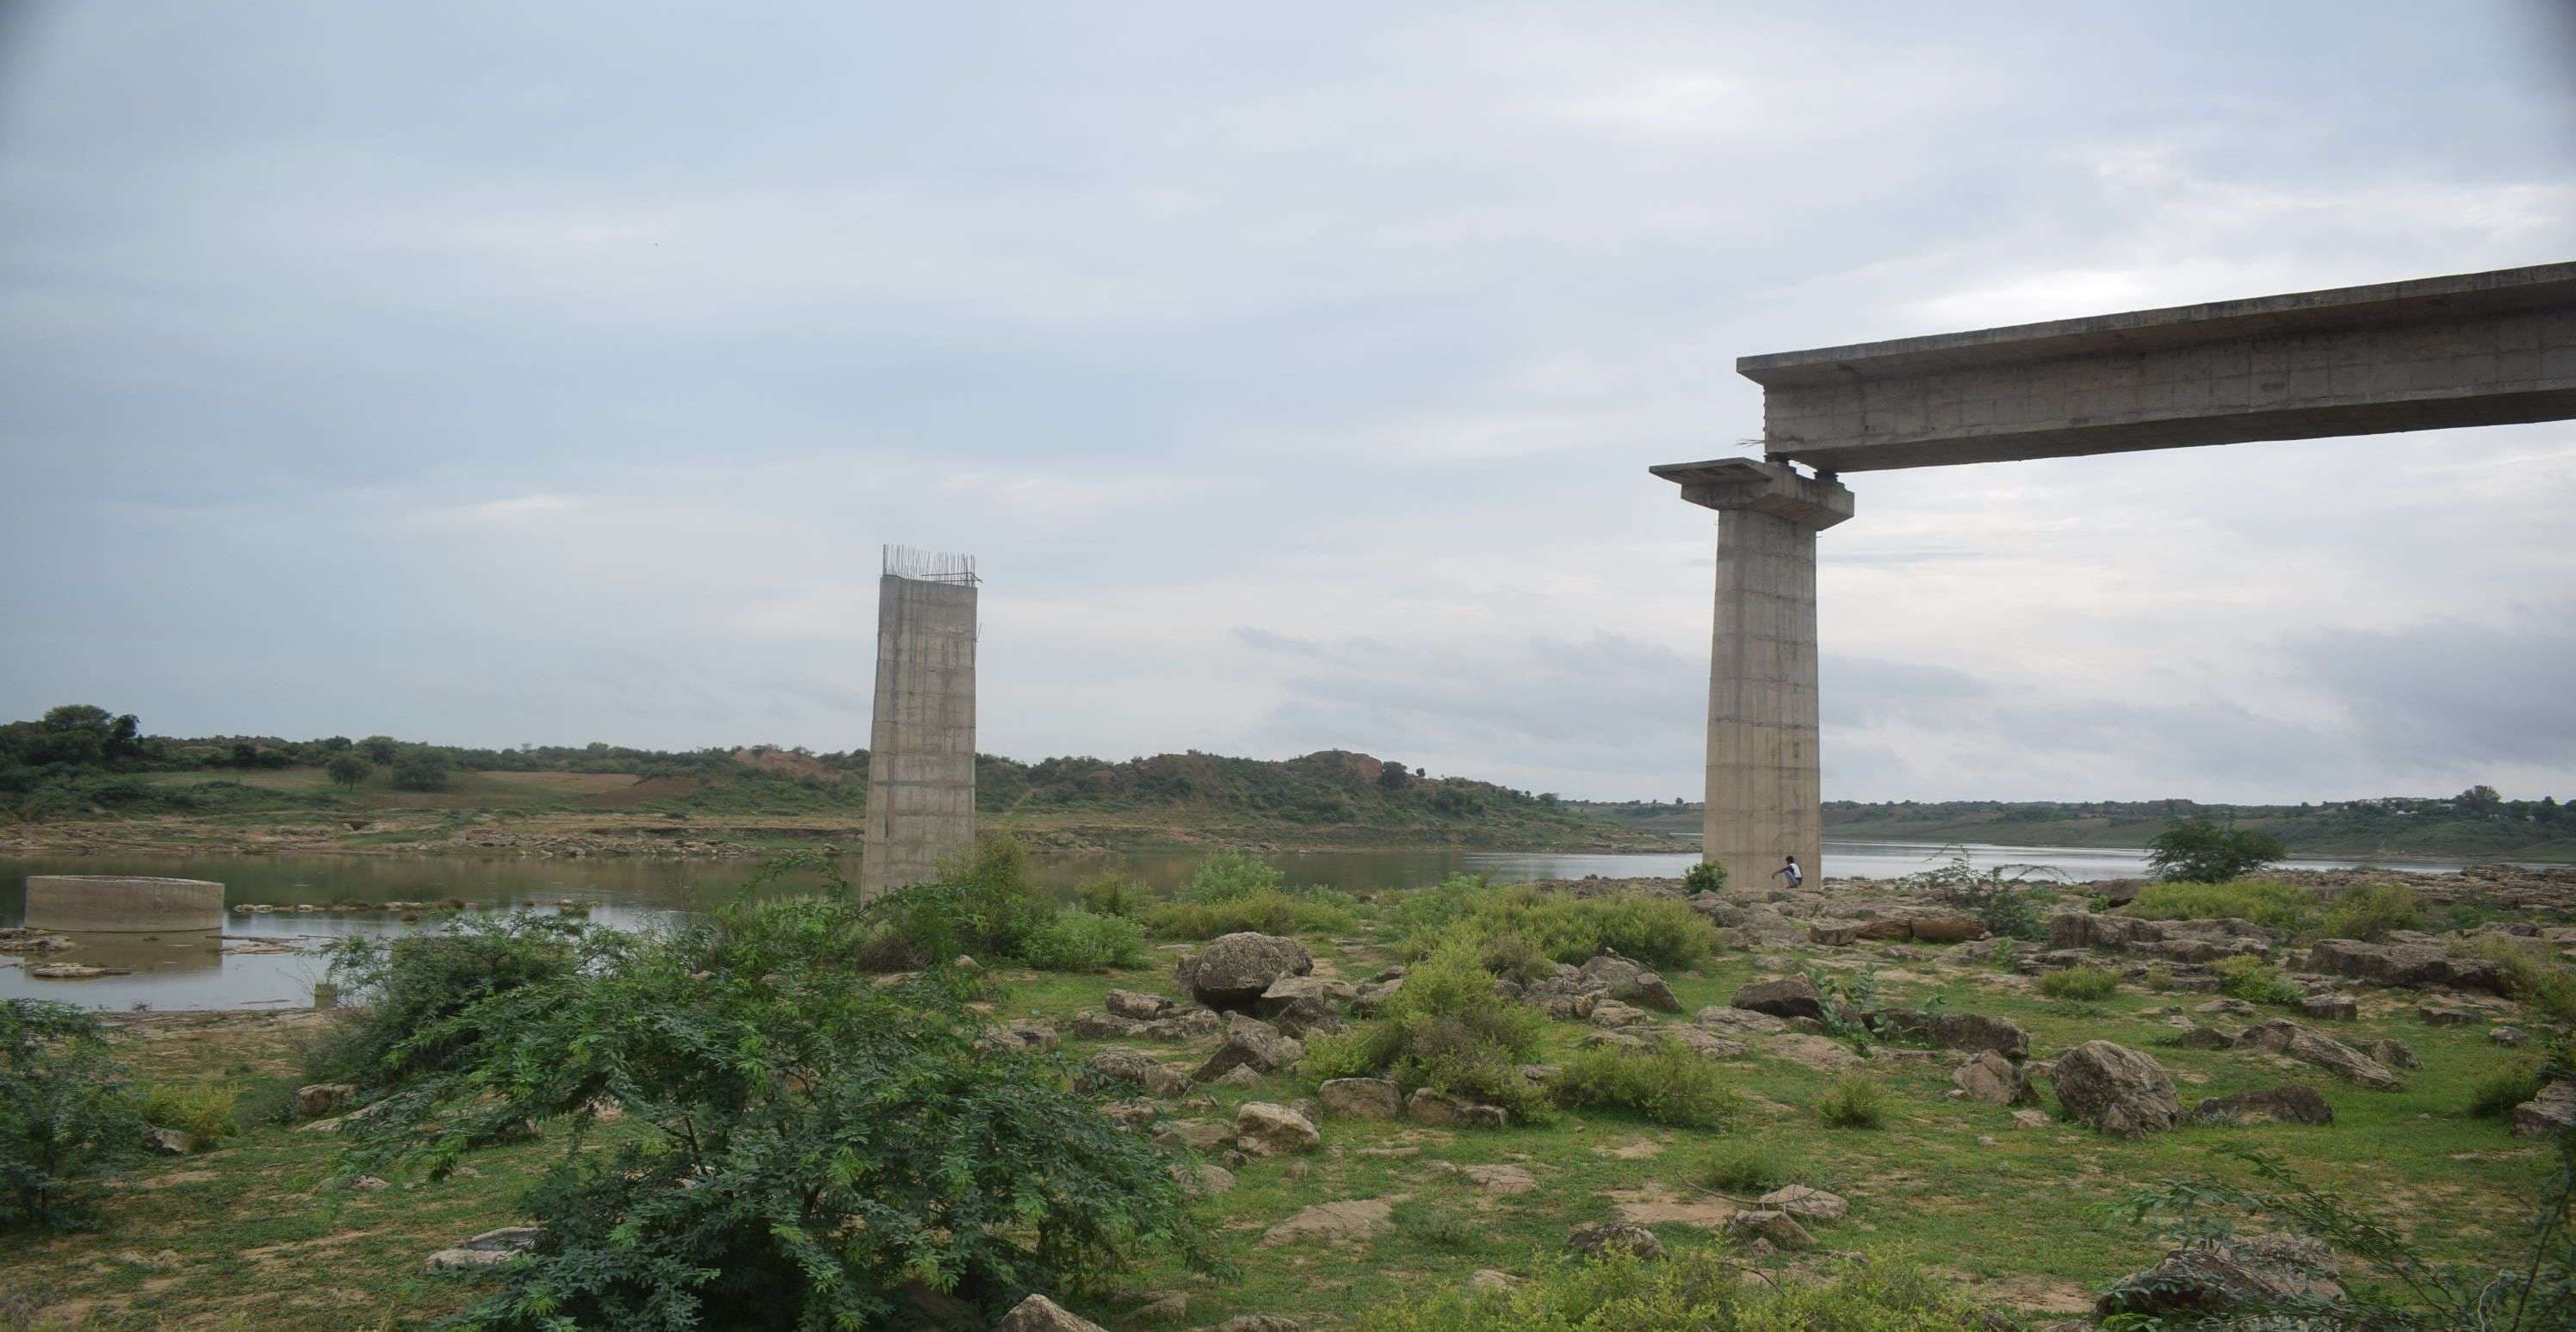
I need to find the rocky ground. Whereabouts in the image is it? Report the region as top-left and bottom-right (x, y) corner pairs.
(7, 865), (2569, 1329)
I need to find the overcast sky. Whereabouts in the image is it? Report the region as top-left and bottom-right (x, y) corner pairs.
(3, 2), (2572, 804)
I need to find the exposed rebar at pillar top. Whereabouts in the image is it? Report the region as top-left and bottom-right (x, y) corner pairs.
(882, 544), (979, 585)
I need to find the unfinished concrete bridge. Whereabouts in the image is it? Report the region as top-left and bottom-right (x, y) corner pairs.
(1656, 261), (2576, 891)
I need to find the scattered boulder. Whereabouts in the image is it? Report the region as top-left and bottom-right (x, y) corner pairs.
(1085, 1049), (1190, 1099)
(1317, 1077), (1402, 1120)
(1066, 1013), (1149, 1040)
(1768, 1033), (1866, 1075)
(1565, 1221), (1665, 1261)
(1105, 988), (1173, 1019)
(1234, 1102), (1321, 1156)
(1140, 1009), (1226, 1042)
(2513, 1081), (2576, 1139)
(985, 1019), (1058, 1050)
(2049, 1041), (2182, 1137)
(2235, 1019), (2403, 1091)
(1193, 1016), (1304, 1082)
(144, 1127), (195, 1155)
(296, 1083), (357, 1119)
(1874, 1009), (2028, 1058)
(2369, 1038), (2422, 1071)
(2188, 1086), (2334, 1127)
(1467, 1270), (1524, 1294)
(2304, 939), (2507, 994)
(2298, 993), (2357, 1021)
(1756, 1184), (1848, 1221)
(1154, 1120), (1235, 1153)
(1405, 1087), (1505, 1127)
(1696, 1005), (1789, 1035)
(2009, 1108), (2053, 1130)
(2492, 1025), (2527, 1048)
(1952, 1051), (2032, 1106)
(1904, 914), (1989, 944)
(994, 1294), (1109, 1332)
(1579, 953), (1682, 1012)
(2170, 1025), (2236, 1050)
(2097, 1234), (2343, 1320)
(423, 1225), (541, 1274)
(1724, 1208), (1813, 1248)
(1180, 933), (1314, 1009)
(1179, 1162), (1236, 1197)
(1731, 976), (1826, 1022)
(1588, 999), (1653, 1029)
(2418, 1002), (2480, 1027)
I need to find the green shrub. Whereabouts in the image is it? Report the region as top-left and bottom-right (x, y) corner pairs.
(1303, 935), (1549, 1121)
(860, 834), (1056, 968)
(1895, 846), (2062, 941)
(1, 1000), (146, 1231)
(2147, 817), (2286, 883)
(1018, 909), (1148, 972)
(1700, 1142), (1821, 1195)
(1397, 886), (1719, 972)
(2316, 883), (2421, 941)
(1075, 874), (1149, 918)
(2038, 964), (2119, 1001)
(2454, 937), (2576, 1025)
(2468, 1060), (2548, 1119)
(1181, 849), (1283, 901)
(1364, 1248), (1984, 1330)
(389, 750), (453, 792)
(1147, 888), (1357, 941)
(1814, 1074), (1887, 1129)
(2124, 877), (2315, 932)
(1681, 861), (1725, 895)
(344, 887), (1210, 1329)
(2214, 954), (2307, 1006)
(313, 912), (599, 1091)
(136, 1083), (237, 1145)
(1549, 1044), (1744, 1130)
(1478, 931), (1557, 984)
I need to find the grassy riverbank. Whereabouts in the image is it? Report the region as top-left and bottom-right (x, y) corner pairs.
(8, 866), (2567, 1329)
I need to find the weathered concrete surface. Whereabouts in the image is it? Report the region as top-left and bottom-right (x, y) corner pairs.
(858, 568), (978, 898)
(23, 876), (224, 932)
(1742, 263), (2576, 471)
(1650, 460), (1852, 894)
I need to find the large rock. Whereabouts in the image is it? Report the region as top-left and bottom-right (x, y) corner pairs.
(2304, 939), (2508, 994)
(1578, 954), (1681, 1012)
(1180, 932), (1315, 1009)
(1234, 1102), (1321, 1156)
(1904, 914), (1989, 944)
(1065, 1013), (1148, 1040)
(423, 1226), (541, 1274)
(2049, 1041), (2182, 1137)
(1193, 1015), (1304, 1081)
(1140, 1009), (1224, 1042)
(1952, 1051), (2032, 1106)
(1696, 1005), (1789, 1035)
(1756, 1184), (1848, 1221)
(1731, 976), (1826, 1022)
(1724, 1208), (1813, 1248)
(295, 1083), (356, 1119)
(1084, 1049), (1189, 1099)
(2097, 1235), (2343, 1319)
(994, 1294), (1109, 1332)
(1105, 988), (1173, 1019)
(2513, 1081), (2576, 1138)
(1316, 1077), (1401, 1120)
(1874, 1010), (2028, 1058)
(2234, 1019), (2403, 1091)
(2188, 1086), (2335, 1127)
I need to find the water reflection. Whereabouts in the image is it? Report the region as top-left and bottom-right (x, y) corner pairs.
(2, 839), (2513, 1011)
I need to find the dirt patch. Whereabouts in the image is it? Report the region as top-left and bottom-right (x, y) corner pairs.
(1260, 1196), (1402, 1247)
(1594, 1137), (1668, 1159)
(1607, 1180), (1736, 1229)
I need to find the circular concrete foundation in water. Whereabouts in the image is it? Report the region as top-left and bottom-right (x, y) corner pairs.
(23, 875), (226, 932)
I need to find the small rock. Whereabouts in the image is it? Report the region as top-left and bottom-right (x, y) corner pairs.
(2010, 1108), (2053, 1130)
(1234, 1102), (1321, 1156)
(1731, 976), (1826, 1021)
(1153, 1120), (1235, 1152)
(2298, 993), (2357, 1021)
(1193, 1016), (1304, 1081)
(2492, 1025), (2527, 1047)
(1466, 1269), (1524, 1293)
(2418, 1002), (2479, 1027)
(1086, 1050), (1191, 1099)
(144, 1127), (195, 1155)
(423, 1225), (540, 1274)
(2369, 1038), (2422, 1070)
(1105, 988), (1173, 1019)
(1756, 1184), (1848, 1221)
(1725, 1207), (1814, 1248)
(1316, 1077), (1401, 1120)
(2188, 1086), (2335, 1127)
(1951, 1051), (2031, 1106)
(2513, 1081), (2576, 1138)
(295, 1083), (356, 1119)
(1565, 1221), (1665, 1260)
(994, 1293), (1109, 1332)
(1259, 1197), (1390, 1246)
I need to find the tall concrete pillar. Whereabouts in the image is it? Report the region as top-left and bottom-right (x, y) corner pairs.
(1649, 460), (1854, 892)
(860, 548), (980, 898)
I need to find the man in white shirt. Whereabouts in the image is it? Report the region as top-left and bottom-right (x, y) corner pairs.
(1773, 855), (1804, 889)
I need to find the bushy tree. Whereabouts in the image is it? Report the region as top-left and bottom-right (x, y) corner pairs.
(2147, 817), (2285, 883)
(344, 890), (1207, 1329)
(325, 754), (371, 789)
(358, 734), (399, 765)
(0, 1001), (146, 1231)
(389, 750), (452, 792)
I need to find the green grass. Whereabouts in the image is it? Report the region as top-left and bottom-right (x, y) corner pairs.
(7, 887), (2561, 1331)
(2038, 963), (2120, 1001)
(2214, 954), (2307, 1006)
(2123, 877), (2317, 932)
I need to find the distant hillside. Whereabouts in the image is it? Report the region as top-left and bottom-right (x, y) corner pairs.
(1572, 793), (2576, 863)
(0, 705), (1676, 851)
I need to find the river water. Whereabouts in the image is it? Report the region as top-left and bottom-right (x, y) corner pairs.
(0, 840), (2502, 1010)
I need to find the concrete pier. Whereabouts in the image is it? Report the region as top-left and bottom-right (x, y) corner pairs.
(1650, 461), (1853, 893)
(23, 875), (225, 932)
(859, 548), (980, 898)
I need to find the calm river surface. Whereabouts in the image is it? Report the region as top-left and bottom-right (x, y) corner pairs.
(0, 840), (2499, 1010)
